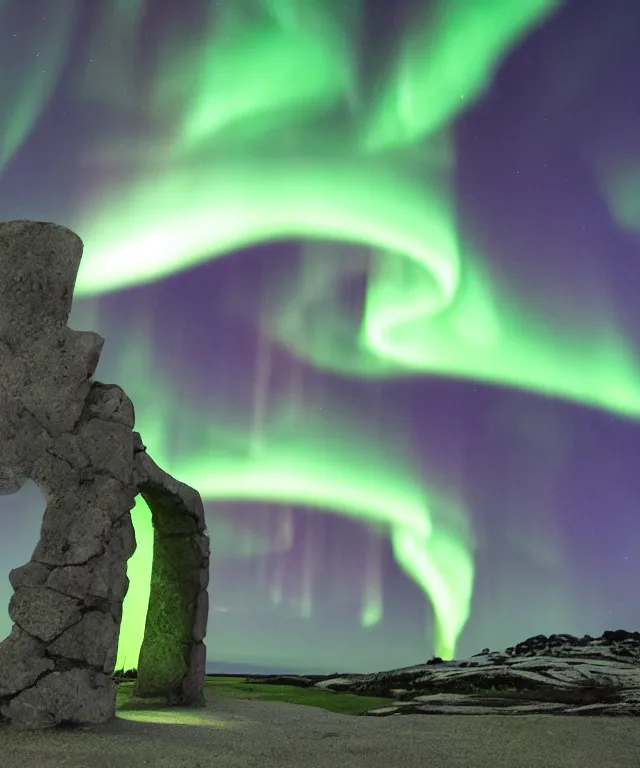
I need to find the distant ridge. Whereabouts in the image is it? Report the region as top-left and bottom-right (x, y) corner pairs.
(205, 661), (334, 676)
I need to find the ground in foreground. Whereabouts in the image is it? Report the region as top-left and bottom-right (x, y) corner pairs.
(116, 677), (391, 716)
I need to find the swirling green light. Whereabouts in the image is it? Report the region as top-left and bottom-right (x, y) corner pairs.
(108, 321), (474, 668)
(76, 0), (563, 667)
(69, 0), (640, 419)
(10, 0), (631, 669)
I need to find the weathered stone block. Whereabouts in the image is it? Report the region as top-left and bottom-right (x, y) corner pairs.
(47, 611), (118, 669)
(74, 419), (134, 485)
(0, 625), (54, 698)
(0, 667), (116, 729)
(85, 383), (135, 428)
(9, 561), (53, 590)
(193, 589), (209, 643)
(33, 497), (114, 566)
(8, 586), (82, 643)
(181, 641), (207, 707)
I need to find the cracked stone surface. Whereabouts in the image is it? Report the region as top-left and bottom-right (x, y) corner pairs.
(0, 221), (210, 729)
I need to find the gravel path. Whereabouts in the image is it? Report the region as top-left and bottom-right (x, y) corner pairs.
(1, 696), (639, 768)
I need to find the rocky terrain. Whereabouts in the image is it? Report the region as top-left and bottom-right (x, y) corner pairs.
(257, 630), (640, 716)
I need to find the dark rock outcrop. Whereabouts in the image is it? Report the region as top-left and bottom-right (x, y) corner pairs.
(0, 221), (210, 729)
(314, 631), (640, 716)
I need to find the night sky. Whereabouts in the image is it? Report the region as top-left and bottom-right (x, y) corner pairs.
(2, 0), (640, 675)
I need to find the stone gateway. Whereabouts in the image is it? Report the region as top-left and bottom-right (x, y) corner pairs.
(0, 221), (210, 729)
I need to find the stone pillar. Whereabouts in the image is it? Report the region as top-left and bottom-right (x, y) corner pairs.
(132, 449), (210, 706)
(0, 221), (210, 729)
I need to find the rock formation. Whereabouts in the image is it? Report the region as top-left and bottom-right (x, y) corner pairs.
(0, 220), (210, 729)
(265, 630), (640, 716)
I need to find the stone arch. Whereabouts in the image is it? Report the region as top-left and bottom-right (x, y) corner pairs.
(0, 220), (210, 728)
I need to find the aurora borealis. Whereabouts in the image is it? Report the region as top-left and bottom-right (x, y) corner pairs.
(1, 0), (640, 674)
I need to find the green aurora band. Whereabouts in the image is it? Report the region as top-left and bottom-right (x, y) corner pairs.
(5, 0), (640, 668)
